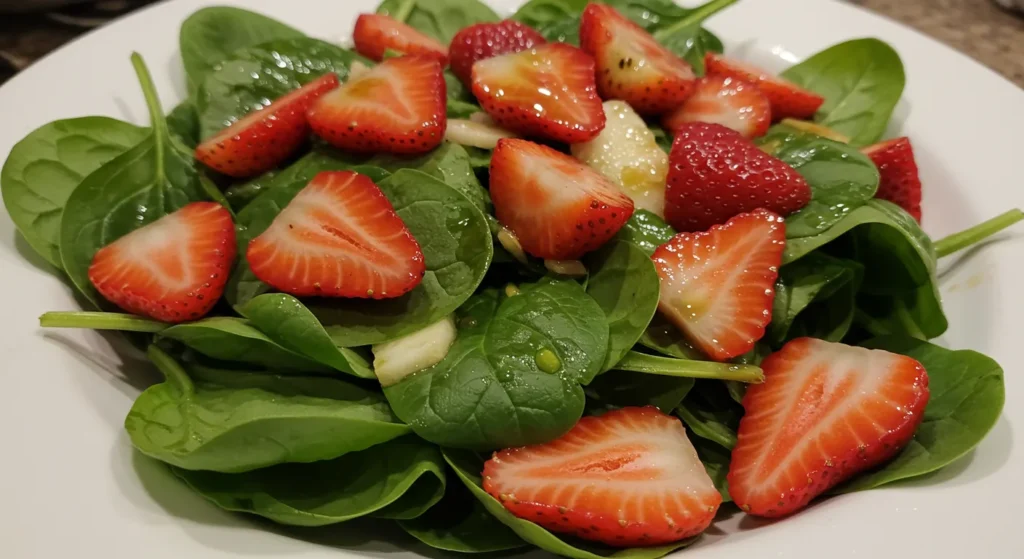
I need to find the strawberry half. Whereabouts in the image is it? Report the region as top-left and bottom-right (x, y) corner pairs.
(489, 138), (634, 260)
(579, 3), (696, 116)
(353, 13), (448, 63)
(861, 137), (922, 222)
(728, 338), (930, 517)
(88, 202), (236, 323)
(705, 53), (824, 121)
(195, 73), (339, 178)
(665, 122), (811, 232)
(483, 406), (722, 547)
(662, 75), (771, 139)
(307, 55), (446, 155)
(449, 20), (546, 86)
(246, 171), (425, 299)
(652, 209), (784, 361)
(472, 43), (605, 144)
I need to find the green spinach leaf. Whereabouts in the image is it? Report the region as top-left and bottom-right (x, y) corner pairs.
(376, 0), (500, 43)
(693, 439), (731, 501)
(585, 370), (694, 414)
(770, 252), (862, 344)
(677, 403), (738, 450)
(614, 351), (764, 383)
(399, 480), (528, 553)
(161, 317), (331, 373)
(166, 100), (200, 148)
(614, 209), (675, 256)
(638, 315), (706, 360)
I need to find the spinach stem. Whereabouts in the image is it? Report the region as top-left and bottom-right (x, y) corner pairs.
(934, 208), (1024, 258)
(147, 344), (195, 396)
(130, 52), (166, 178)
(656, 0), (738, 38)
(615, 351), (764, 383)
(39, 311), (167, 333)
(388, 0), (417, 23)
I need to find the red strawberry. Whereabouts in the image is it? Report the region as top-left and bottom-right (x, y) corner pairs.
(861, 137), (922, 222)
(705, 53), (824, 121)
(483, 406), (722, 547)
(246, 171), (425, 299)
(88, 202), (236, 323)
(352, 14), (448, 63)
(195, 73), (339, 178)
(662, 75), (771, 139)
(579, 3), (696, 116)
(489, 138), (634, 260)
(652, 209), (784, 361)
(449, 20), (546, 86)
(665, 122), (811, 232)
(728, 338), (930, 517)
(307, 55), (446, 155)
(471, 43), (604, 144)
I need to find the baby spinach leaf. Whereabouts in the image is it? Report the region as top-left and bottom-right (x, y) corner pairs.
(399, 480), (528, 553)
(585, 241), (661, 371)
(614, 210), (675, 256)
(837, 336), (1005, 492)
(1, 117), (148, 269)
(126, 346), (409, 473)
(443, 448), (698, 559)
(781, 38), (905, 147)
(770, 253), (862, 344)
(376, 0), (500, 43)
(693, 439), (731, 501)
(366, 142), (490, 213)
(60, 54), (207, 307)
(166, 100), (200, 148)
(614, 351), (764, 383)
(171, 437), (444, 526)
(585, 370), (694, 414)
(638, 315), (706, 360)
(757, 125), (879, 238)
(179, 6), (304, 97)
(384, 279), (609, 450)
(677, 402), (737, 450)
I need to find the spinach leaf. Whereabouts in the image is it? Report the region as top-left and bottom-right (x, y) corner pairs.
(585, 240), (661, 371)
(171, 437), (444, 526)
(614, 209), (675, 256)
(677, 402), (738, 450)
(1, 117), (148, 269)
(586, 370), (694, 414)
(231, 169), (493, 347)
(757, 125), (879, 238)
(399, 480), (528, 553)
(837, 336), (1005, 492)
(126, 346), (409, 473)
(693, 439), (731, 501)
(166, 100), (200, 148)
(179, 6), (304, 97)
(376, 0), (500, 43)
(384, 279), (609, 450)
(39, 311), (166, 332)
(781, 38), (905, 147)
(614, 351), (764, 383)
(59, 55), (207, 307)
(444, 448), (698, 559)
(770, 252), (862, 344)
(638, 315), (706, 360)
(366, 142), (490, 213)
(196, 38), (367, 139)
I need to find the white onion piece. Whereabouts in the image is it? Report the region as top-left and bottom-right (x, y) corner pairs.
(544, 259), (587, 277)
(445, 118), (516, 149)
(497, 226), (529, 265)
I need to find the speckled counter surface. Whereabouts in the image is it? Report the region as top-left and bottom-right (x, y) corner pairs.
(1, 0), (1023, 87)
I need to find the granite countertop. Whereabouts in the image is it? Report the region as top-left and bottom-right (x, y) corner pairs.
(1, 0), (1022, 87)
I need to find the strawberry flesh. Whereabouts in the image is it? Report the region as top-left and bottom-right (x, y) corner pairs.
(861, 137), (922, 222)
(88, 202), (236, 323)
(728, 338), (930, 517)
(449, 20), (546, 86)
(484, 406), (722, 547)
(246, 171), (425, 299)
(353, 13), (448, 63)
(705, 53), (824, 121)
(662, 75), (771, 139)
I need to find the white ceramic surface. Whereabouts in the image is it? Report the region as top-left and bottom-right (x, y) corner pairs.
(1, 0), (1021, 557)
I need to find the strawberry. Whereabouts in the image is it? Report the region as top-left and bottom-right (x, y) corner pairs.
(195, 73), (338, 178)
(579, 3), (696, 116)
(449, 20), (546, 86)
(662, 75), (771, 139)
(728, 338), (930, 517)
(489, 138), (634, 260)
(352, 13), (448, 63)
(861, 137), (922, 222)
(705, 53), (824, 121)
(88, 202), (236, 323)
(664, 122), (811, 232)
(471, 43), (605, 144)
(246, 171), (425, 299)
(483, 406), (722, 547)
(307, 55), (446, 155)
(652, 209), (785, 361)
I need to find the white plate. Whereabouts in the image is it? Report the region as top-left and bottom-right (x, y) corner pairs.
(1, 0), (1021, 557)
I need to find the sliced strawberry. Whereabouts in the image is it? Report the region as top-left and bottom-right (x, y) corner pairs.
(489, 138), (634, 260)
(861, 137), (922, 222)
(353, 13), (448, 63)
(662, 75), (771, 139)
(665, 122), (811, 232)
(705, 53), (824, 121)
(246, 171), (425, 299)
(728, 338), (930, 517)
(579, 3), (696, 116)
(449, 20), (546, 86)
(471, 43), (604, 144)
(307, 55), (446, 155)
(484, 406), (721, 547)
(195, 73), (339, 178)
(652, 209), (784, 361)
(88, 202), (236, 323)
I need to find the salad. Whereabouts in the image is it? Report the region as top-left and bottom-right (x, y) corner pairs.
(1, 0), (1019, 555)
